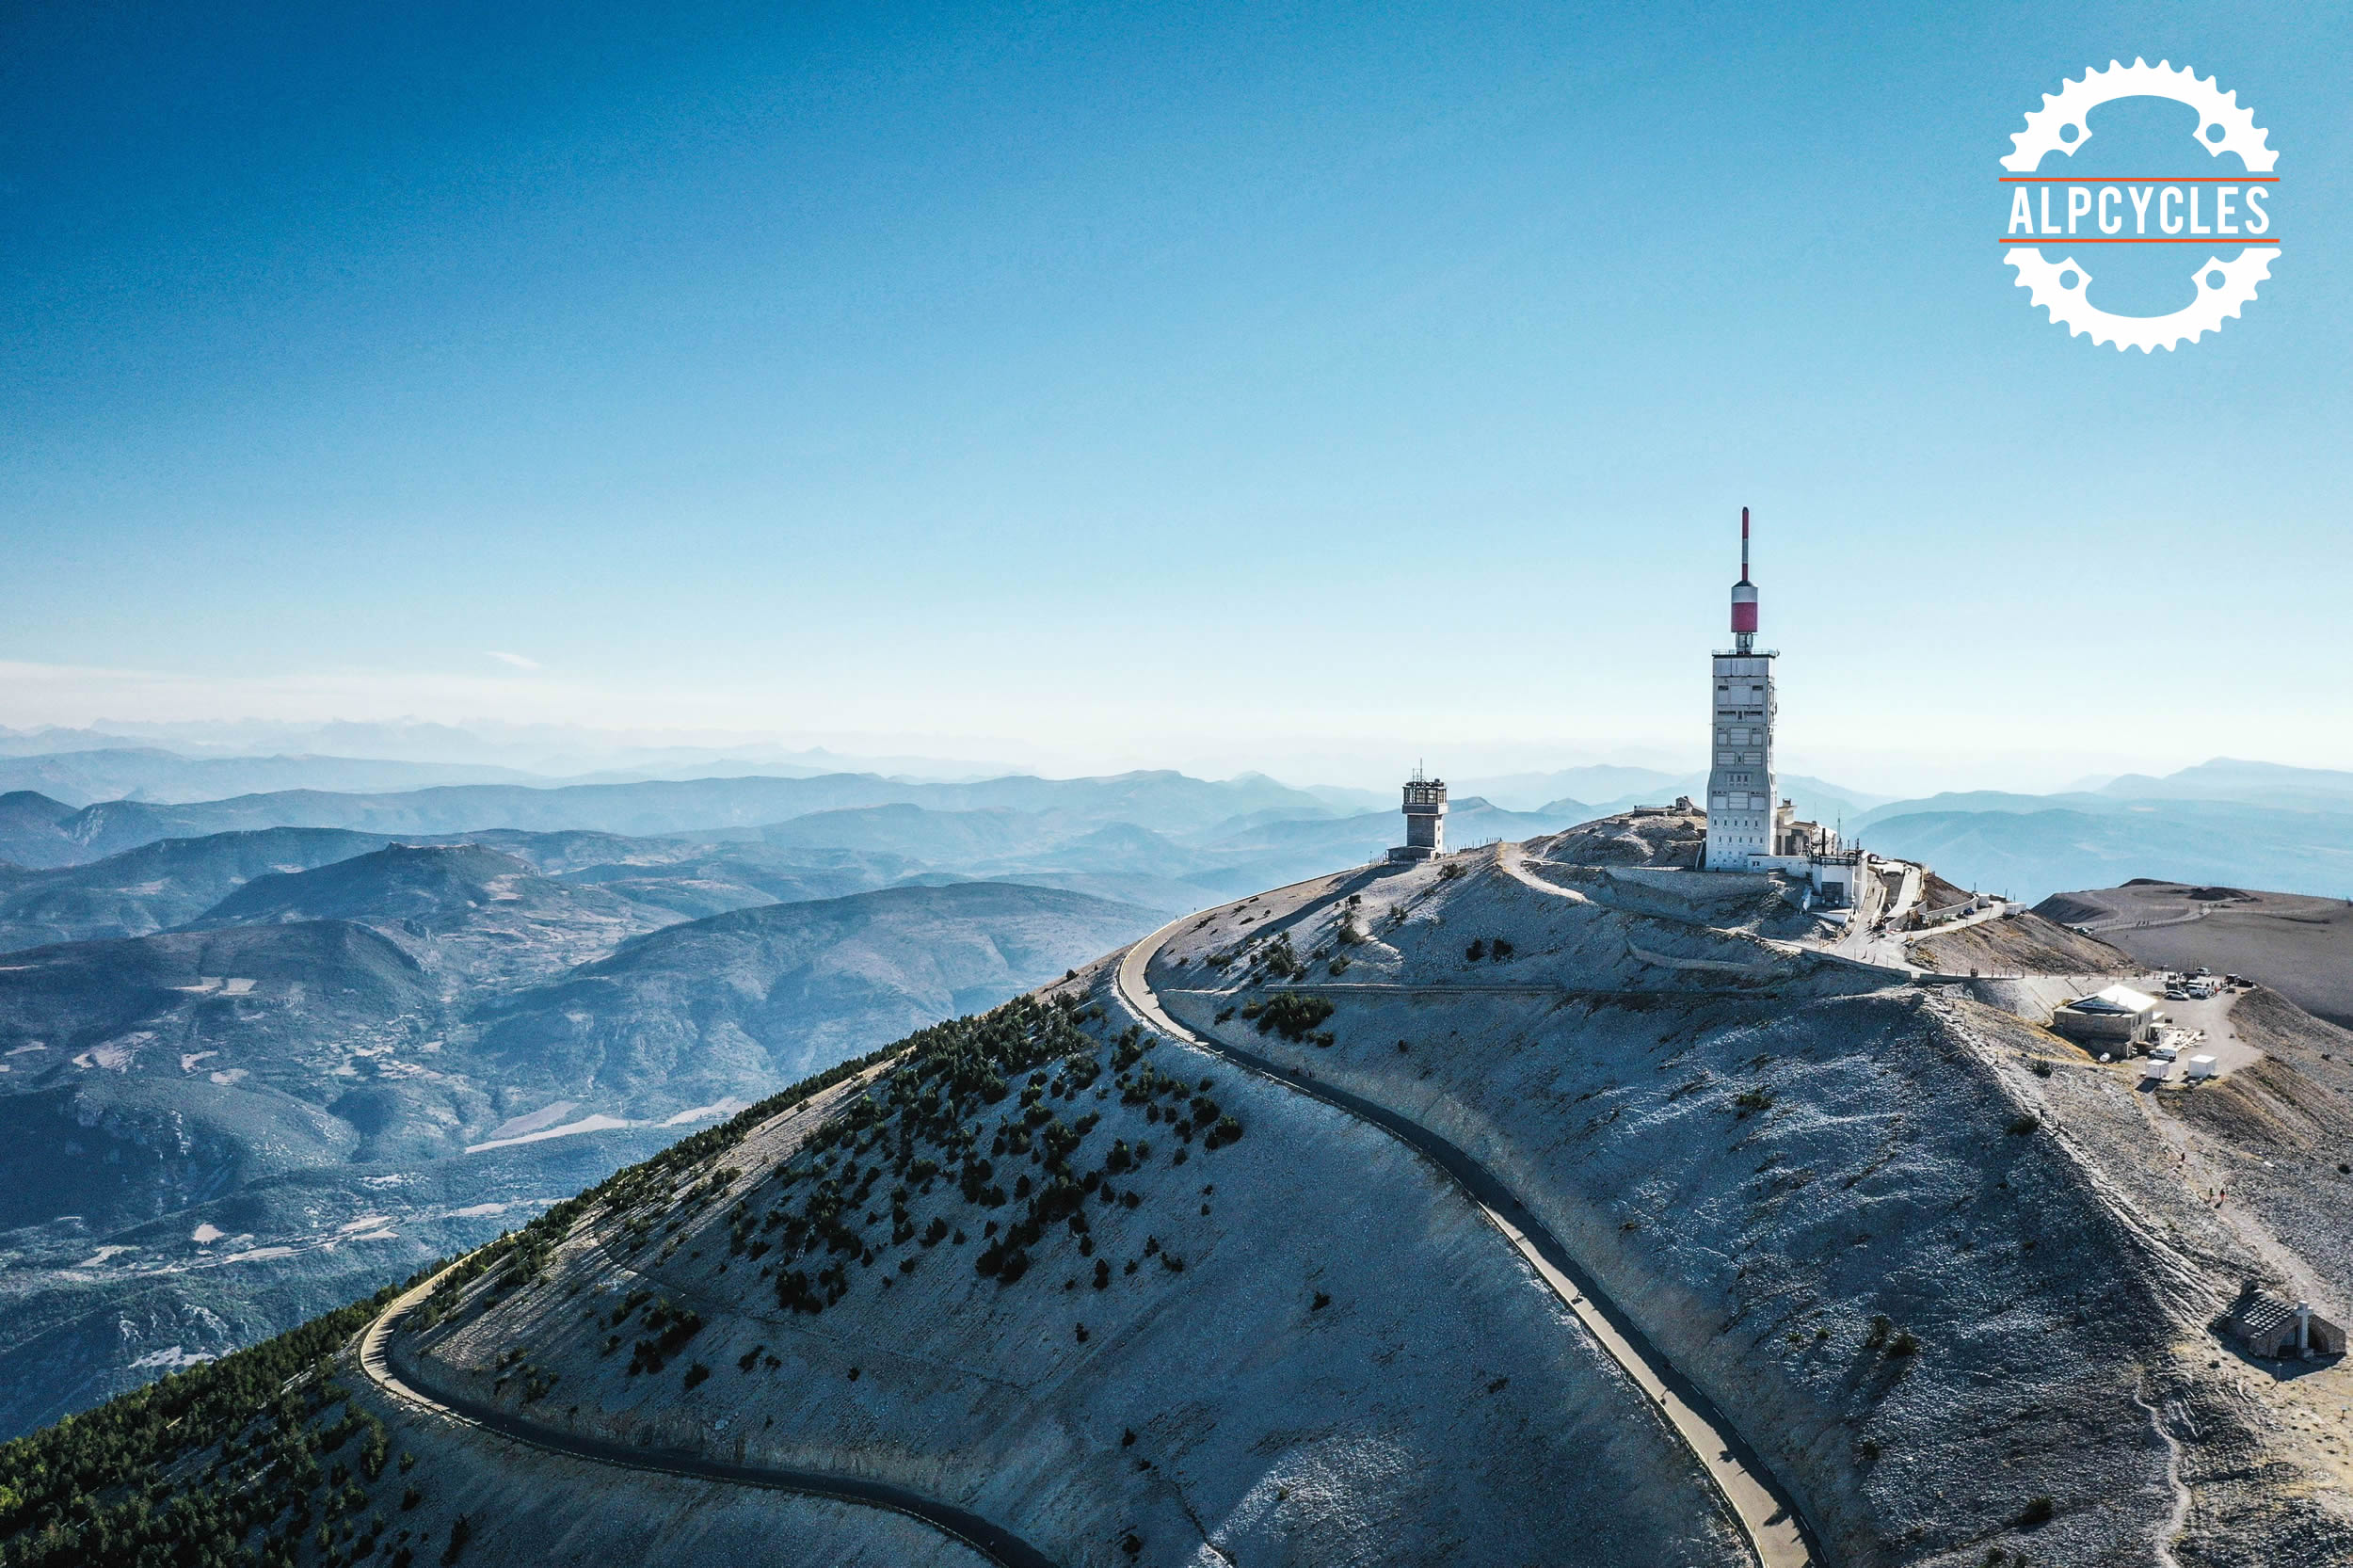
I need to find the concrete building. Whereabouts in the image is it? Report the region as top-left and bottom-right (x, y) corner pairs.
(2226, 1287), (2347, 1359)
(1801, 848), (1865, 905)
(1388, 766), (1449, 863)
(2050, 984), (2163, 1048)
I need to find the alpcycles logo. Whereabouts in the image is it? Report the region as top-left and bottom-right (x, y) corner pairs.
(2001, 59), (2279, 352)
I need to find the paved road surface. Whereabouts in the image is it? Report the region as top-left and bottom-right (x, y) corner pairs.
(1115, 902), (1820, 1568)
(1821, 861), (1924, 970)
(358, 1260), (1056, 1568)
(1896, 898), (2020, 969)
(1881, 863), (1922, 930)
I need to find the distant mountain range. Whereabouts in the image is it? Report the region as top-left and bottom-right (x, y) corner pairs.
(8, 749), (2353, 904)
(0, 768), (1334, 869)
(0, 826), (394, 950)
(0, 821), (1157, 1436)
(1853, 760), (2353, 902)
(0, 747), (549, 806)
(2089, 758), (2353, 810)
(0, 721), (1023, 781)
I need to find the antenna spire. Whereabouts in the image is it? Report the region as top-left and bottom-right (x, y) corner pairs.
(1728, 506), (1759, 651)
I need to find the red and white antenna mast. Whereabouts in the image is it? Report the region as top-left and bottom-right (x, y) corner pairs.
(1730, 506), (1758, 654)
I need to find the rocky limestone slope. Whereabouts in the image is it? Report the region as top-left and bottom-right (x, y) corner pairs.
(1909, 909), (2124, 976)
(380, 996), (1746, 1567)
(1137, 835), (2353, 1566)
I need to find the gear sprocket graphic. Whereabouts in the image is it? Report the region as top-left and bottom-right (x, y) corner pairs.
(2005, 248), (2273, 352)
(2001, 59), (2277, 349)
(2002, 57), (2276, 173)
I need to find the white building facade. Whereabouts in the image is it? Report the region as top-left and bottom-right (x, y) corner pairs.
(1705, 651), (1779, 869)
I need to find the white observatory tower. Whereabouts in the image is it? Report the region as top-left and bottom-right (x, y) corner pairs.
(1705, 507), (1781, 871)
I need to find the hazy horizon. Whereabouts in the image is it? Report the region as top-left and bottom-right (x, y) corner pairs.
(0, 710), (2307, 802)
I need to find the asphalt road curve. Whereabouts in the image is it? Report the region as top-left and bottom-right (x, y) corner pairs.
(1115, 902), (1822, 1568)
(358, 1263), (1057, 1568)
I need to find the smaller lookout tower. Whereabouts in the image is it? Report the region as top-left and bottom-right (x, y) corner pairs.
(1389, 764), (1449, 863)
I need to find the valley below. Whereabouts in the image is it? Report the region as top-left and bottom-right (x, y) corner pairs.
(0, 824), (1160, 1435)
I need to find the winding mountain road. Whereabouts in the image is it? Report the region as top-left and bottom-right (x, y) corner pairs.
(1114, 898), (1821, 1568)
(357, 1265), (1056, 1568)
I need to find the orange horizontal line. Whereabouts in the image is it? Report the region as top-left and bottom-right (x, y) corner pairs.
(1997, 176), (2281, 183)
(1998, 237), (2282, 245)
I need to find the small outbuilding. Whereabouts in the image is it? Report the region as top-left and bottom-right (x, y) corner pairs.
(2225, 1287), (2347, 1360)
(2050, 984), (2162, 1048)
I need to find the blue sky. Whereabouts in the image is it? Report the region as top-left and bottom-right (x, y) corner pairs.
(3, 2), (2347, 792)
